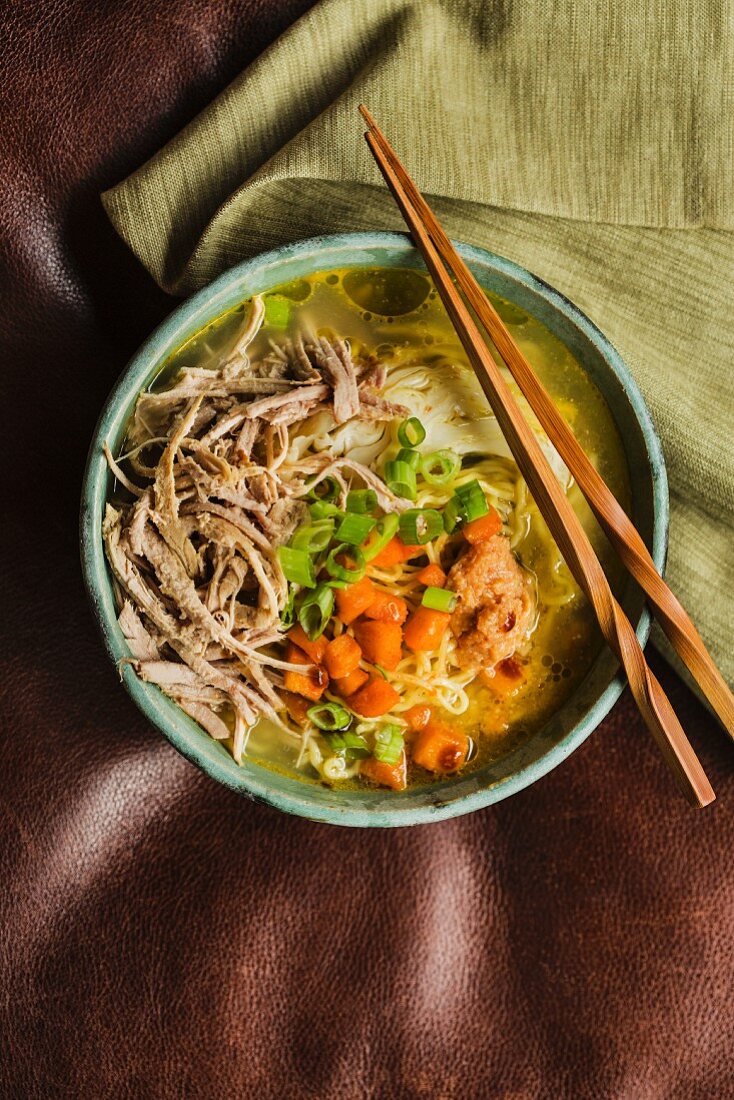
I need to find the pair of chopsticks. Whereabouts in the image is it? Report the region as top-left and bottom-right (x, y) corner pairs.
(360, 105), (732, 807)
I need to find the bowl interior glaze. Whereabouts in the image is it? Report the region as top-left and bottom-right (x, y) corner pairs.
(81, 232), (668, 827)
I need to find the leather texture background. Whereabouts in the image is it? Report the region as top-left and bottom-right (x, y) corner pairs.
(1, 3), (733, 1097)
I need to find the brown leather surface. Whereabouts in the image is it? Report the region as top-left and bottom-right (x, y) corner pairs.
(1, 3), (733, 1097)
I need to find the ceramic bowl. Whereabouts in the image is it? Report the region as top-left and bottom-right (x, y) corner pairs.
(81, 232), (668, 827)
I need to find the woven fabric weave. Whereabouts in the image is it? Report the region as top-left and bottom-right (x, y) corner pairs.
(103, 0), (734, 693)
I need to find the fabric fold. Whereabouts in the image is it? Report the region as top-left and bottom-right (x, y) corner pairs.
(101, 0), (734, 696)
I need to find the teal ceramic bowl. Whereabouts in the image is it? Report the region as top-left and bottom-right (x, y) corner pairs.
(81, 232), (668, 827)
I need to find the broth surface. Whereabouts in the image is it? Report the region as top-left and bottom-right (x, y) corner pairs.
(156, 267), (630, 787)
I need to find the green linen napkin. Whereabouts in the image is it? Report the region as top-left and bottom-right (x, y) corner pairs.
(103, 0), (734, 697)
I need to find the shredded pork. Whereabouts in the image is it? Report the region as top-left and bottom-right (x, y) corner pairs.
(104, 296), (408, 762)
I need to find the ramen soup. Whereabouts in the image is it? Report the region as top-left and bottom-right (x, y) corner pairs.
(103, 267), (629, 792)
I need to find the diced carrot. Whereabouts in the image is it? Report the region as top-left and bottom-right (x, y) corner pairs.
(333, 667), (369, 698)
(404, 704), (432, 732)
(463, 509), (502, 544)
(403, 606), (451, 653)
(287, 624), (328, 664)
(282, 643), (329, 701)
(335, 576), (376, 624)
(353, 620), (403, 671)
(481, 656), (526, 696)
(363, 589), (408, 624)
(412, 719), (469, 774)
(361, 751), (407, 791)
(282, 691), (312, 727)
(323, 633), (362, 679)
(371, 537), (423, 568)
(416, 563), (446, 588)
(350, 677), (401, 717)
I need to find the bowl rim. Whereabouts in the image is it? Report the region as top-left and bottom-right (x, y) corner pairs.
(80, 230), (669, 827)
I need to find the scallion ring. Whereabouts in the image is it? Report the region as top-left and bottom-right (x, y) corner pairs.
(346, 489), (378, 514)
(361, 513), (399, 561)
(384, 459), (417, 501)
(307, 475), (341, 503)
(398, 508), (444, 546)
(327, 730), (370, 758)
(396, 447), (421, 470)
(309, 500), (344, 521)
(397, 417), (426, 448)
(297, 583), (335, 640)
(420, 449), (461, 485)
(325, 544), (367, 583)
(454, 479), (489, 522)
(308, 703), (352, 731)
(373, 723), (404, 765)
(290, 521), (334, 553)
(422, 586), (457, 613)
(335, 512), (376, 546)
(277, 546), (316, 588)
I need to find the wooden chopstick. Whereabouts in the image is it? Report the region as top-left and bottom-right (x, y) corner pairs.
(360, 110), (715, 807)
(360, 105), (734, 746)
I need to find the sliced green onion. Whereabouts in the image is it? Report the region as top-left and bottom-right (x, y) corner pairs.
(325, 578), (350, 590)
(422, 586), (458, 612)
(398, 508), (444, 546)
(327, 730), (370, 759)
(263, 294), (290, 329)
(384, 460), (417, 501)
(396, 447), (421, 470)
(397, 417), (426, 447)
(290, 521), (334, 553)
(325, 544), (366, 583)
(420, 449), (461, 485)
(346, 489), (378, 514)
(298, 584), (334, 639)
(307, 702), (352, 731)
(309, 500), (344, 521)
(373, 723), (404, 765)
(454, 479), (489, 522)
(307, 476), (341, 503)
(335, 513), (376, 546)
(278, 546), (316, 588)
(443, 497), (463, 533)
(280, 585), (297, 627)
(361, 513), (399, 561)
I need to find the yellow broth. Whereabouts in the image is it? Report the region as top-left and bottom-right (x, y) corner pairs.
(159, 267), (630, 787)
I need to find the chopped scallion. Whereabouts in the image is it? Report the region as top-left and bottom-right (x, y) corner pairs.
(443, 497), (463, 533)
(420, 449), (461, 485)
(384, 459), (417, 501)
(335, 513), (376, 546)
(278, 546), (316, 588)
(422, 586), (457, 612)
(361, 513), (399, 561)
(397, 417), (426, 447)
(373, 723), (404, 765)
(327, 730), (370, 759)
(309, 500), (344, 521)
(398, 508), (444, 546)
(307, 475), (341, 503)
(308, 703), (352, 731)
(325, 544), (367, 583)
(454, 479), (489, 522)
(298, 584), (334, 639)
(346, 489), (378, 514)
(290, 521), (334, 553)
(396, 447), (421, 470)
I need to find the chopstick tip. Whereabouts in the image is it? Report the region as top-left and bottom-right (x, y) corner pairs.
(358, 103), (377, 129)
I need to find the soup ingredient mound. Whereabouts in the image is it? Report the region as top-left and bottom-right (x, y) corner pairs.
(448, 535), (536, 668)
